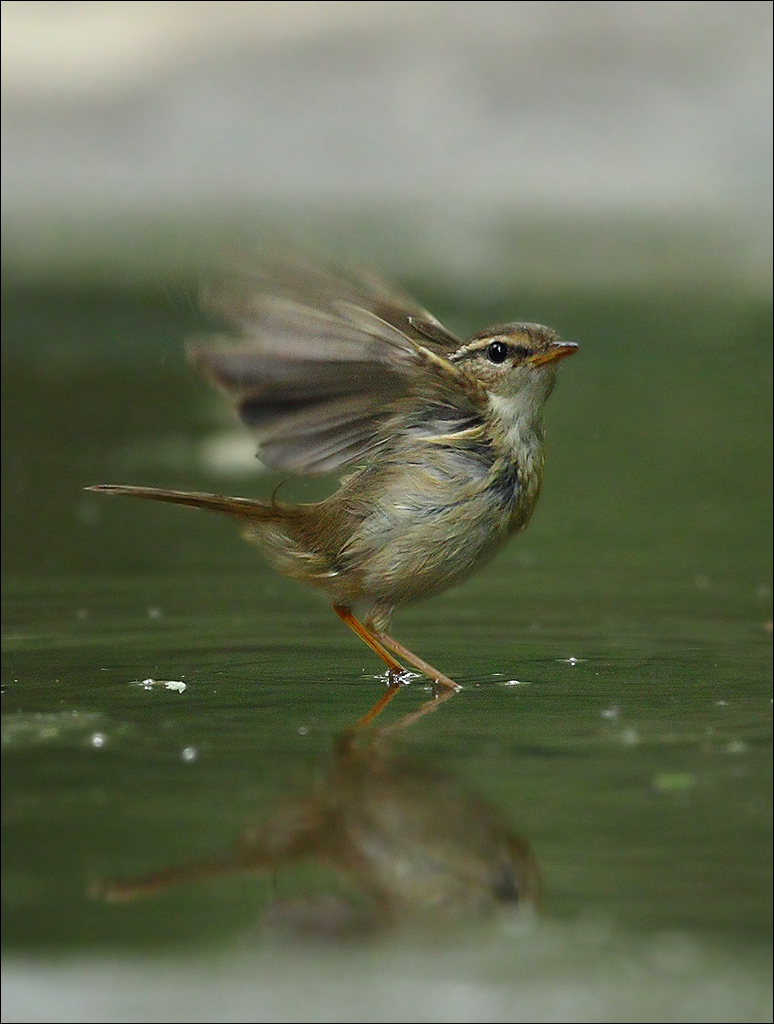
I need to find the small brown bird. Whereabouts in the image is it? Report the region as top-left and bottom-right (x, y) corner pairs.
(88, 260), (576, 700)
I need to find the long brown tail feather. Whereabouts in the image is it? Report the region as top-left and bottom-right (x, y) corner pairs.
(85, 484), (271, 521)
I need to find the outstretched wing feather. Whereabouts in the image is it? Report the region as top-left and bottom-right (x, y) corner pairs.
(189, 259), (481, 474)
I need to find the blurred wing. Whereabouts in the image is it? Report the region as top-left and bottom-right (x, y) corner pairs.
(188, 259), (479, 474)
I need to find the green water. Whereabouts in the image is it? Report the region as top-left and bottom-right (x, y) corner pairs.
(1, 280), (771, 1020)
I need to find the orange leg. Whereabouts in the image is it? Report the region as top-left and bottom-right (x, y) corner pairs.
(333, 604), (461, 728)
(367, 622), (461, 692)
(333, 604), (414, 727)
(333, 604), (408, 676)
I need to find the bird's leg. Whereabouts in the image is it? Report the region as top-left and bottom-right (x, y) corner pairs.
(362, 614), (463, 730)
(366, 620), (462, 693)
(333, 604), (461, 729)
(366, 624), (462, 731)
(333, 604), (409, 677)
(333, 604), (410, 728)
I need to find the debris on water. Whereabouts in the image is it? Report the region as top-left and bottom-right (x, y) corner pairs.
(130, 678), (186, 693)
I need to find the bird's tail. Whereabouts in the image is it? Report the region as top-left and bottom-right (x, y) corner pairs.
(85, 484), (276, 522)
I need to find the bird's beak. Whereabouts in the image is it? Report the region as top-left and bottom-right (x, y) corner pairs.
(528, 341), (579, 367)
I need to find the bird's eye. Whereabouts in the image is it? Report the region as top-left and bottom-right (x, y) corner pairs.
(486, 341), (509, 364)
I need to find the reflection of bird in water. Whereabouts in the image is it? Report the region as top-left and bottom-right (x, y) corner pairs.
(94, 734), (540, 934)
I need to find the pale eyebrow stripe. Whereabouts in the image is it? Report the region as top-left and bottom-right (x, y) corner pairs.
(448, 338), (496, 362)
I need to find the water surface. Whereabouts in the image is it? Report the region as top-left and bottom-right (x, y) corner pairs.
(2, 280), (771, 1021)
